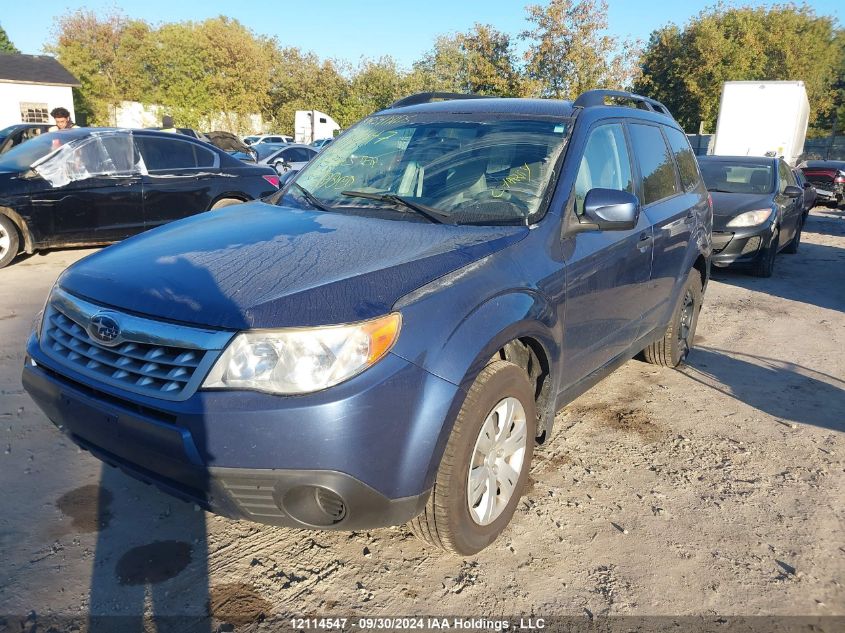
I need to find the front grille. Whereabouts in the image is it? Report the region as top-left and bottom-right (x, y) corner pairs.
(44, 309), (201, 395)
(40, 288), (233, 401)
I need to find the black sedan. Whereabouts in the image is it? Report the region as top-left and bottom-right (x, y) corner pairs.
(698, 155), (804, 277)
(0, 128), (280, 268)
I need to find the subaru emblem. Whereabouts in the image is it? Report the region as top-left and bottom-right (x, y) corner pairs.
(88, 313), (121, 346)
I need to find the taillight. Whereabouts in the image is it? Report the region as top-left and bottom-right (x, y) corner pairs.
(834, 173), (845, 184)
(708, 192), (713, 210)
(262, 174), (280, 188)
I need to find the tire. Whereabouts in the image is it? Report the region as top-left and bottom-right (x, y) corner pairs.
(783, 218), (802, 254)
(210, 198), (243, 210)
(752, 227), (779, 277)
(408, 360), (536, 555)
(0, 215), (20, 269)
(642, 269), (703, 367)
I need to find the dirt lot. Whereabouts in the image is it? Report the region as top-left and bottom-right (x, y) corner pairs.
(0, 206), (843, 631)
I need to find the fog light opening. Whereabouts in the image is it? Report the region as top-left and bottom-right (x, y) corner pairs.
(282, 485), (347, 527)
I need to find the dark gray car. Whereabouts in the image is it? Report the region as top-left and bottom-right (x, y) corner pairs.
(699, 155), (804, 277)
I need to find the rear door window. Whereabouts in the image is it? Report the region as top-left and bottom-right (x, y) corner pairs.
(136, 137), (215, 171)
(663, 127), (701, 192)
(629, 123), (680, 205)
(573, 123), (634, 216)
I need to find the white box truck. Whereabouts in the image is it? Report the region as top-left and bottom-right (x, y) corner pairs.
(712, 81), (810, 166)
(294, 110), (340, 145)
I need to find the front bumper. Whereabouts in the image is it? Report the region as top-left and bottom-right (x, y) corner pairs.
(711, 222), (775, 267)
(23, 334), (460, 530)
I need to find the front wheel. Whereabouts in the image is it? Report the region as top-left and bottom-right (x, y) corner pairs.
(752, 228), (779, 277)
(642, 269), (703, 367)
(408, 360), (536, 555)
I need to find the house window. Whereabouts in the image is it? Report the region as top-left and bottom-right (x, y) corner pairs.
(20, 103), (49, 123)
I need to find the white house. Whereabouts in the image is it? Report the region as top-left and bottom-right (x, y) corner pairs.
(0, 53), (80, 128)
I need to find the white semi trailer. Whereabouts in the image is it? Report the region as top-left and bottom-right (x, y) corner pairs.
(294, 110), (340, 145)
(712, 81), (810, 166)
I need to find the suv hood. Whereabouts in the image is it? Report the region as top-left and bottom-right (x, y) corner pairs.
(58, 201), (528, 329)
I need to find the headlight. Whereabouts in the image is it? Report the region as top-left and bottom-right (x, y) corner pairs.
(726, 208), (774, 228)
(202, 313), (401, 395)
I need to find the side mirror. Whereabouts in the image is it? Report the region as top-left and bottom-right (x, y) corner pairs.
(802, 182), (812, 189)
(571, 188), (640, 233)
(783, 185), (803, 198)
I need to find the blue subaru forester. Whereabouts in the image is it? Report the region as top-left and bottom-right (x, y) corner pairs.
(23, 91), (711, 555)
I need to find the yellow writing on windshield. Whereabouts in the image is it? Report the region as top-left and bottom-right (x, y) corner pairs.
(317, 172), (355, 190)
(492, 163), (531, 198)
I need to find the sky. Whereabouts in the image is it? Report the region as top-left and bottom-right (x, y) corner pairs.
(1, 0), (842, 69)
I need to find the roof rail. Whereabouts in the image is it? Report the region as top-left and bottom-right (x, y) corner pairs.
(388, 92), (496, 108)
(573, 90), (674, 118)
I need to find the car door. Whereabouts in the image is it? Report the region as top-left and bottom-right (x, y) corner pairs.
(135, 135), (221, 227)
(777, 159), (803, 241)
(559, 121), (654, 388)
(28, 132), (144, 245)
(629, 123), (700, 336)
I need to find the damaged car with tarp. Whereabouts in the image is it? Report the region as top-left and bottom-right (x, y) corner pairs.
(0, 128), (280, 268)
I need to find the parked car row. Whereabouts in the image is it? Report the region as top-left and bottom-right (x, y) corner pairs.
(5, 89), (834, 556)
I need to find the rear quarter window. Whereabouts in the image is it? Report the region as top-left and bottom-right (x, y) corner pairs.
(628, 123), (680, 205)
(664, 127), (701, 192)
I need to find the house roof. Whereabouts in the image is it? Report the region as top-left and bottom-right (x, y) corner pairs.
(0, 53), (80, 87)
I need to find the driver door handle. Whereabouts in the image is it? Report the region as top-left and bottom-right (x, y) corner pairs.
(637, 232), (653, 251)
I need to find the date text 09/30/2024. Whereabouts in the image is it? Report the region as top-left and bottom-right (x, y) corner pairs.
(289, 617), (546, 630)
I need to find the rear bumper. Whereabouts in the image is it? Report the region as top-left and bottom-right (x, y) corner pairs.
(22, 334), (458, 529)
(711, 222), (775, 267)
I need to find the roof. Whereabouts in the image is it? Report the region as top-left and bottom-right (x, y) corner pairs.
(0, 53), (80, 87)
(698, 155), (777, 164)
(380, 97), (575, 118)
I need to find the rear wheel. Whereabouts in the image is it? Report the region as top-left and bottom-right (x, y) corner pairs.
(642, 269), (703, 367)
(408, 360), (536, 555)
(752, 227), (779, 277)
(0, 215), (20, 269)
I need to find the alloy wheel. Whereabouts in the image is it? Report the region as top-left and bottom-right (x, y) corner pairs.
(467, 397), (528, 526)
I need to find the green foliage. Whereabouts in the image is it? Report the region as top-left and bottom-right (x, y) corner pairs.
(635, 4), (845, 134)
(412, 24), (525, 96)
(49, 12), (276, 132)
(521, 0), (641, 99)
(47, 2), (841, 138)
(0, 23), (18, 53)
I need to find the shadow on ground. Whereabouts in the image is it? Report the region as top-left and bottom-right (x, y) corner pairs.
(681, 346), (845, 433)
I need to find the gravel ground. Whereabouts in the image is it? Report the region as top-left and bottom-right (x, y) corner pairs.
(0, 206), (842, 631)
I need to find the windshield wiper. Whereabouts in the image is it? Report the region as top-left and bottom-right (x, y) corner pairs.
(291, 182), (331, 211)
(707, 188), (736, 194)
(341, 190), (454, 224)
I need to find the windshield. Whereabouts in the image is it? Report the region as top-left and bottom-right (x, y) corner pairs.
(700, 161), (774, 194)
(282, 112), (572, 225)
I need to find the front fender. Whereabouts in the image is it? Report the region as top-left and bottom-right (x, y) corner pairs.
(391, 254), (561, 488)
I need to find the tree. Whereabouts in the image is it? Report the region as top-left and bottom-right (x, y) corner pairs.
(47, 12), (154, 125)
(462, 24), (525, 96)
(411, 24), (525, 97)
(521, 0), (640, 99)
(0, 23), (18, 53)
(635, 5), (845, 134)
